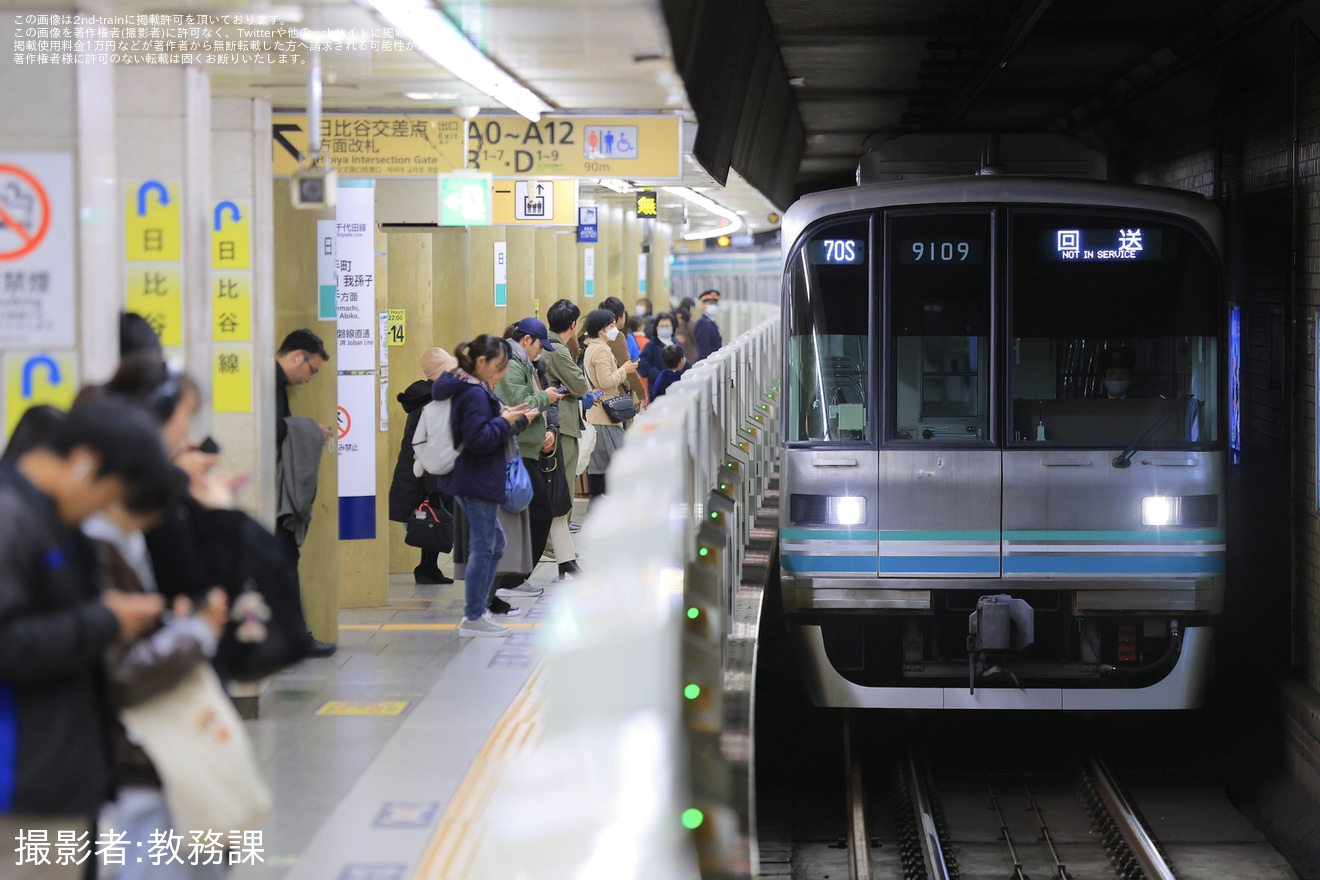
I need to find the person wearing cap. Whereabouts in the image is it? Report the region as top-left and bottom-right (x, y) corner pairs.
(389, 348), (459, 586)
(693, 289), (724, 362)
(1097, 346), (1136, 399)
(492, 319), (567, 611)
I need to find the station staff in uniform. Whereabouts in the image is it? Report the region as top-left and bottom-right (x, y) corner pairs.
(693, 289), (724, 362)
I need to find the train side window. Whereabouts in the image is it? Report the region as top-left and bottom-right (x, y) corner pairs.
(885, 210), (993, 442)
(1008, 211), (1221, 447)
(786, 219), (872, 442)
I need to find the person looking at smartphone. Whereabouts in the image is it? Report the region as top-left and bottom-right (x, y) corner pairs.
(490, 318), (567, 612)
(431, 336), (534, 638)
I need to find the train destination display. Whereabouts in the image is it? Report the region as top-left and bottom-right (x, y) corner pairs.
(1046, 227), (1164, 261)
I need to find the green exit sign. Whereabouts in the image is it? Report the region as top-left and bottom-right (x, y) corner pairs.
(439, 174), (492, 226)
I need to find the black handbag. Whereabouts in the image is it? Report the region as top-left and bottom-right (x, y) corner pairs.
(405, 499), (454, 552)
(601, 394), (636, 423)
(539, 441), (573, 518)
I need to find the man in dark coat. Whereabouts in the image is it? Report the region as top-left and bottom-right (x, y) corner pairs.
(389, 348), (457, 584)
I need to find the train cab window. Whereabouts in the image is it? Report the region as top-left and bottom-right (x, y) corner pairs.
(786, 218), (872, 442)
(885, 210), (993, 442)
(1009, 211), (1221, 447)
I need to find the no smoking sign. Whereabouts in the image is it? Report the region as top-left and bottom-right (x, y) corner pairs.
(0, 153), (75, 350)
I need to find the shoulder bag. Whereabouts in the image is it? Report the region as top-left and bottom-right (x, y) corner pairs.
(502, 439), (534, 515)
(404, 498), (453, 552)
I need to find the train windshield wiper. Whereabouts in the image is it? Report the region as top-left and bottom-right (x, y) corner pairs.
(1111, 412), (1176, 469)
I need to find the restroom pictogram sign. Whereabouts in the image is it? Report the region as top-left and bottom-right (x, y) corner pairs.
(0, 164), (51, 261)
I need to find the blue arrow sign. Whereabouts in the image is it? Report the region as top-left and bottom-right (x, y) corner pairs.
(213, 200), (241, 231)
(137, 180), (169, 217)
(21, 355), (60, 399)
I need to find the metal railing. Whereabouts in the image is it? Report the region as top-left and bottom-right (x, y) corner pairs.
(468, 300), (782, 879)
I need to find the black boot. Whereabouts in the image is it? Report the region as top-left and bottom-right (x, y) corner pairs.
(558, 560), (582, 580)
(415, 565), (455, 585)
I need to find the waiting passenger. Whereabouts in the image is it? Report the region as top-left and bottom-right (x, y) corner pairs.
(0, 398), (171, 876)
(651, 344), (689, 401)
(543, 299), (600, 558)
(638, 312), (676, 389)
(431, 336), (534, 638)
(493, 318), (567, 614)
(600, 296), (647, 403)
(674, 301), (699, 368)
(390, 348), (458, 586)
(1, 404), (64, 465)
(583, 308), (638, 500)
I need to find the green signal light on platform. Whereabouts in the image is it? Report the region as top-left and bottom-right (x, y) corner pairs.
(687, 606), (700, 619)
(699, 547), (709, 557)
(720, 483), (728, 490)
(682, 808), (705, 830)
(710, 511), (719, 520)
(684, 684), (701, 700)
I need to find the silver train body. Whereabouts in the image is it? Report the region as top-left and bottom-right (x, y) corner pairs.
(778, 177), (1226, 709)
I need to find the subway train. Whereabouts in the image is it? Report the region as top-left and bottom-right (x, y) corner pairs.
(777, 175), (1226, 709)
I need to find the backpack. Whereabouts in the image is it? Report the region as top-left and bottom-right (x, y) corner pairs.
(412, 398), (462, 476)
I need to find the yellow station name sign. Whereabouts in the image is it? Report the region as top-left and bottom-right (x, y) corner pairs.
(273, 114), (681, 180)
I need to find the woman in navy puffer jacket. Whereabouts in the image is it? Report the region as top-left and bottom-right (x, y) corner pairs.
(431, 335), (532, 638)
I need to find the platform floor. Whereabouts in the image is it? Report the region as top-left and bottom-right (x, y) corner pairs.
(225, 547), (562, 880)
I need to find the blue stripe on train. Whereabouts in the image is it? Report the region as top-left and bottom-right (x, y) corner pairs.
(879, 556), (1001, 574)
(1003, 555), (1226, 574)
(780, 555), (877, 574)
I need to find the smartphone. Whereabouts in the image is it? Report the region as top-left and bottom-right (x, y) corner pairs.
(555, 386), (568, 394)
(198, 436), (221, 455)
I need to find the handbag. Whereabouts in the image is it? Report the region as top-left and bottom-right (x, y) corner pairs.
(119, 664), (272, 834)
(404, 498), (453, 552)
(539, 444), (573, 518)
(601, 394), (637, 423)
(502, 454), (534, 514)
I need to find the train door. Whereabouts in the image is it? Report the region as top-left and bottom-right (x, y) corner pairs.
(879, 209), (1001, 577)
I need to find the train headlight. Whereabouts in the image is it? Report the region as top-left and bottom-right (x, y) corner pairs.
(828, 496), (866, 526)
(1141, 496), (1173, 526)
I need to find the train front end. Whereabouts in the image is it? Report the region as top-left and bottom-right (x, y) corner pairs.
(778, 178), (1226, 709)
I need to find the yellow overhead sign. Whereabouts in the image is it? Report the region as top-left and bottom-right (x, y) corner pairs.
(273, 114), (681, 180)
(492, 178), (578, 226)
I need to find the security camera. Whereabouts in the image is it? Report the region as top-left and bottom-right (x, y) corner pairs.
(290, 168), (338, 210)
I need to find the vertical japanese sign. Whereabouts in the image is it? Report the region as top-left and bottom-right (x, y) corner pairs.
(638, 253), (648, 295)
(379, 367), (390, 433)
(378, 311), (389, 368)
(336, 180), (377, 540)
(124, 180), (184, 348)
(211, 199), (252, 413)
(493, 241), (507, 307)
(583, 246), (595, 298)
(317, 220), (338, 322)
(4, 352), (78, 440)
(335, 182), (376, 372)
(0, 153), (76, 349)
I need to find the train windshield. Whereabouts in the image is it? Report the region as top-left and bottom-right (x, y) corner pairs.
(786, 217), (871, 442)
(1009, 210), (1221, 448)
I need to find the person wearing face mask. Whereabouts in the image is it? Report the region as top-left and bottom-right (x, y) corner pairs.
(1097, 346), (1135, 399)
(638, 312), (677, 397)
(544, 299), (601, 542)
(693, 289), (724, 362)
(634, 297), (653, 318)
(492, 318), (567, 614)
(601, 296), (647, 404)
(583, 308), (639, 500)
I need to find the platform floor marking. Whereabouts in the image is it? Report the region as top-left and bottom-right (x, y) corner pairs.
(414, 664), (545, 879)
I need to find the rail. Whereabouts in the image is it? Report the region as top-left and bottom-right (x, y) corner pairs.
(468, 299), (782, 878)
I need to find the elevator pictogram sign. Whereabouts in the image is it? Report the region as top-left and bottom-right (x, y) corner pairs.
(0, 164), (51, 261)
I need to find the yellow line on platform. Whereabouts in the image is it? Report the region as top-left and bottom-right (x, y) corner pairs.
(414, 663), (545, 879)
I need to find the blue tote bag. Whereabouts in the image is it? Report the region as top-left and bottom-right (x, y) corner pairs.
(502, 453), (534, 515)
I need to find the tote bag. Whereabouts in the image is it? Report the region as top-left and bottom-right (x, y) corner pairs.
(120, 664), (272, 834)
(576, 421), (597, 477)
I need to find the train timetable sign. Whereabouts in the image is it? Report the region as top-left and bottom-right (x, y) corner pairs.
(273, 114), (681, 180)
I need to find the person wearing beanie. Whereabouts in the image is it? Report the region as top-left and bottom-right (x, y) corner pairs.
(389, 348), (459, 584)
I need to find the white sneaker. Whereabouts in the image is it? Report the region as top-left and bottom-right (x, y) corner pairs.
(496, 582), (544, 598)
(458, 614), (510, 638)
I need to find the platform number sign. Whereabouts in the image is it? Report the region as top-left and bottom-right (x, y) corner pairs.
(387, 309), (405, 347)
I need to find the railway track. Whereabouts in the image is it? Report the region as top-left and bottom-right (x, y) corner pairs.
(758, 714), (1298, 880)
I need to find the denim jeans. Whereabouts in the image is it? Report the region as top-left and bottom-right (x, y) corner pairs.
(455, 495), (505, 621)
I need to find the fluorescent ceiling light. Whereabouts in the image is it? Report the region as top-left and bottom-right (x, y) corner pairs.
(405, 91), (460, 101)
(595, 178), (633, 194)
(364, 0), (552, 121)
(662, 186), (743, 241)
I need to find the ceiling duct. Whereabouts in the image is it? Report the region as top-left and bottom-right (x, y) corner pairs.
(857, 133), (1106, 185)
